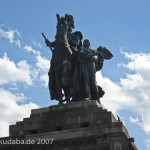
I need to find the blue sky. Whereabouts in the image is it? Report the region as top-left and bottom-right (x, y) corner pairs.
(0, 0), (150, 149)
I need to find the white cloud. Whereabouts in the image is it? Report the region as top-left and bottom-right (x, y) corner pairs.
(22, 45), (50, 86)
(129, 116), (142, 127)
(130, 117), (139, 123)
(121, 51), (150, 80)
(36, 55), (50, 86)
(97, 52), (150, 134)
(0, 88), (39, 137)
(36, 55), (50, 71)
(23, 45), (40, 55)
(0, 26), (44, 52)
(0, 121), (10, 138)
(0, 28), (14, 43)
(0, 26), (48, 138)
(0, 27), (21, 47)
(96, 72), (131, 113)
(0, 25), (49, 87)
(39, 74), (49, 86)
(0, 53), (33, 86)
(144, 139), (150, 150)
(32, 40), (42, 49)
(15, 39), (21, 47)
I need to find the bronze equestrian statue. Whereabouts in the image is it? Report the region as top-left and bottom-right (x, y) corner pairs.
(42, 14), (113, 104)
(44, 14), (74, 104)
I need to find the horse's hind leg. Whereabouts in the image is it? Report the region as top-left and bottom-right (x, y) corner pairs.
(57, 86), (63, 104)
(63, 87), (70, 103)
(55, 74), (63, 104)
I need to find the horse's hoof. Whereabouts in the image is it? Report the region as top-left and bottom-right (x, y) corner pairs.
(66, 100), (70, 104)
(58, 101), (63, 105)
(62, 99), (66, 102)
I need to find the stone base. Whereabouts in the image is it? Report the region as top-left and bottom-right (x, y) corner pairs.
(0, 100), (137, 150)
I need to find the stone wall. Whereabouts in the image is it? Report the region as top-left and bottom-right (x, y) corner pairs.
(0, 100), (137, 150)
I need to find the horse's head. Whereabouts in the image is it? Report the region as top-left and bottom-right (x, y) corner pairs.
(56, 14), (68, 41)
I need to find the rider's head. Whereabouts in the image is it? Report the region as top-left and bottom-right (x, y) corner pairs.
(83, 39), (90, 48)
(66, 14), (75, 30)
(74, 31), (83, 40)
(74, 31), (83, 49)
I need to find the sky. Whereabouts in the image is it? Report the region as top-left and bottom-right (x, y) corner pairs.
(0, 0), (150, 149)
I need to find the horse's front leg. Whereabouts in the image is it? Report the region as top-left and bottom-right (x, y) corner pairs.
(62, 60), (72, 103)
(55, 74), (63, 105)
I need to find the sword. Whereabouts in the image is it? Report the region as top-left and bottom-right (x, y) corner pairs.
(41, 33), (53, 52)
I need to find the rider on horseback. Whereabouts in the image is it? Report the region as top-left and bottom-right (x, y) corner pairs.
(45, 14), (83, 102)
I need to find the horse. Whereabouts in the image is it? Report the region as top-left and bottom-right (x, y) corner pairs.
(52, 14), (74, 104)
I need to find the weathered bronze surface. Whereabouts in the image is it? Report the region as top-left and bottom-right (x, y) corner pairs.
(42, 14), (113, 104)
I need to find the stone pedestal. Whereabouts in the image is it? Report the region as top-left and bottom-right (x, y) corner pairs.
(0, 100), (137, 150)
